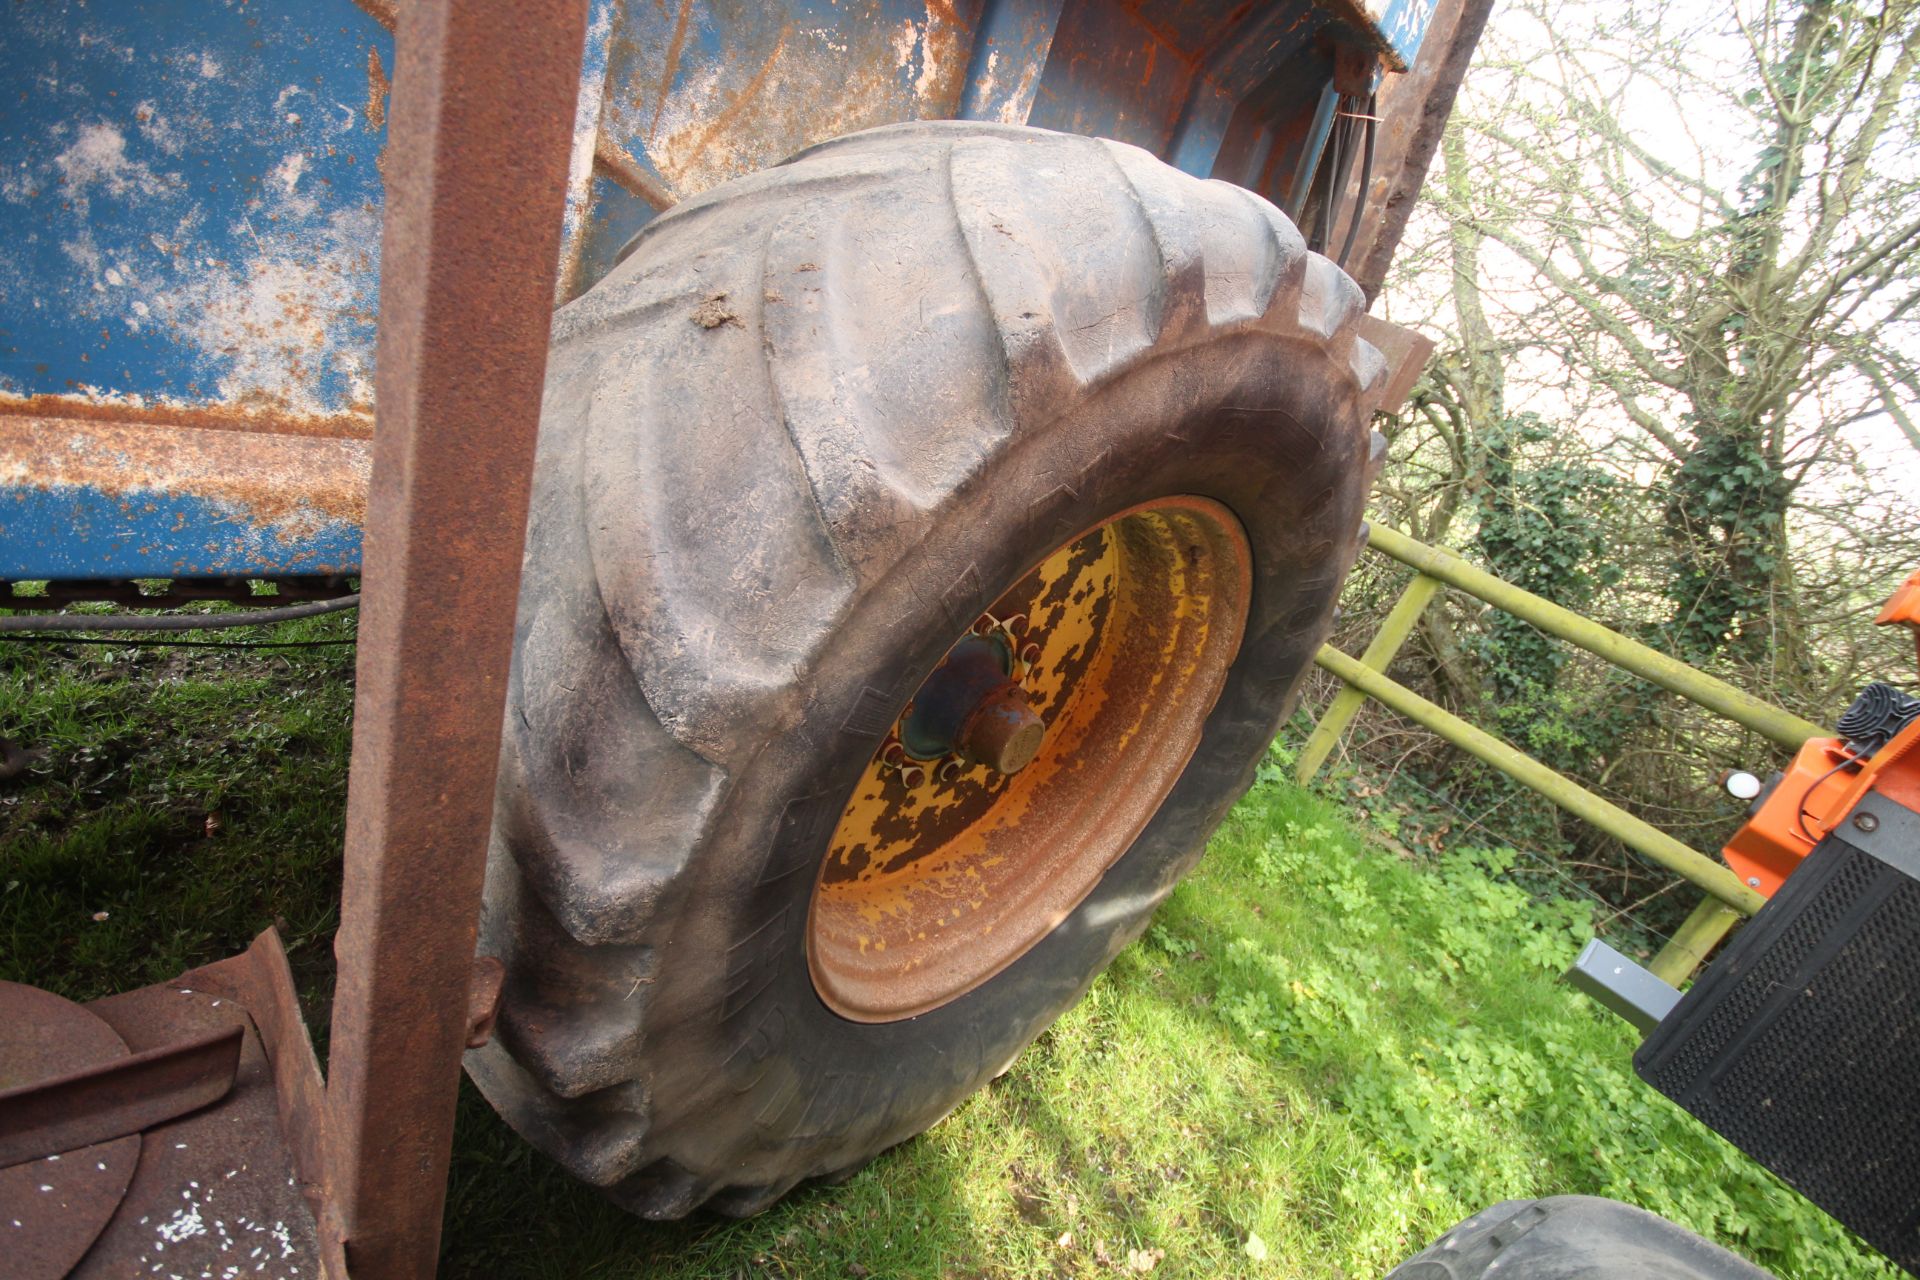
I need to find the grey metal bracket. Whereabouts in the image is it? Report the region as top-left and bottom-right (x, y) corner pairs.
(1565, 938), (1681, 1034)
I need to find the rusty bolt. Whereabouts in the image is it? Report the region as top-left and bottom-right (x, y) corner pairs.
(972, 614), (996, 635)
(937, 758), (964, 783)
(465, 956), (507, 1049)
(900, 765), (928, 789)
(1003, 613), (1028, 636)
(882, 742), (906, 768)
(1020, 642), (1042, 667)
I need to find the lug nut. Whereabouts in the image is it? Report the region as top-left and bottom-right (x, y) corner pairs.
(899, 765), (927, 789)
(1020, 642), (1042, 667)
(1003, 613), (1028, 636)
(937, 758), (964, 783)
(972, 614), (996, 635)
(882, 743), (906, 767)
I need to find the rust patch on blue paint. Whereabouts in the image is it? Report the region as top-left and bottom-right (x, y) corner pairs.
(0, 413), (369, 579)
(0, 393), (372, 440)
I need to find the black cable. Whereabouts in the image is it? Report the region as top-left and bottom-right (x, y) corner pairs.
(1337, 94), (1378, 269)
(0, 633), (355, 650)
(1314, 101), (1351, 255)
(0, 593), (359, 633)
(1794, 748), (1864, 842)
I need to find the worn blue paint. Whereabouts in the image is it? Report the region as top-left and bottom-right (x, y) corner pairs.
(1, 0), (1437, 584)
(958, 0), (1067, 124)
(1026, 0), (1204, 155)
(556, 0), (621, 302)
(1287, 81), (1344, 221)
(1166, 8), (1320, 179)
(1168, 83), (1239, 178)
(4, 487), (361, 580)
(0, 0), (392, 414)
(1375, 0), (1437, 66)
(594, 0), (989, 205)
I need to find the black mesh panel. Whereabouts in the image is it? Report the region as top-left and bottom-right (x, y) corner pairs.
(1636, 835), (1920, 1275)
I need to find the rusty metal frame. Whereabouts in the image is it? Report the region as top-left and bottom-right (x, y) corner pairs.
(1344, 0), (1498, 304)
(319, 0), (589, 1272)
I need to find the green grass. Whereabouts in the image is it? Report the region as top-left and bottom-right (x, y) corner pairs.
(0, 621), (354, 1003)
(0, 637), (1894, 1278)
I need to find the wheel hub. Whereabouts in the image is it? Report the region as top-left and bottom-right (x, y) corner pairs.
(893, 623), (1047, 777)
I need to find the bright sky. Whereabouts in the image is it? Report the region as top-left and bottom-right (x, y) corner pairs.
(1383, 0), (1920, 497)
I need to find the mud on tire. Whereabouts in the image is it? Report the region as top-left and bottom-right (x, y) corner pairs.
(468, 121), (1389, 1218)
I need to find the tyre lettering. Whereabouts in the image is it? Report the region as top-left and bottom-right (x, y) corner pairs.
(940, 563), (983, 627)
(721, 904), (792, 1021)
(1074, 448), (1112, 501)
(1036, 483), (1078, 542)
(759, 791), (837, 885)
(720, 1004), (788, 1074)
(753, 1060), (808, 1129)
(1222, 404), (1322, 455)
(841, 686), (896, 738)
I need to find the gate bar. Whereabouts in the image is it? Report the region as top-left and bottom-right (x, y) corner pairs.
(1363, 525), (1824, 750)
(1297, 569), (1442, 781)
(1314, 644), (1767, 915)
(1647, 896), (1745, 985)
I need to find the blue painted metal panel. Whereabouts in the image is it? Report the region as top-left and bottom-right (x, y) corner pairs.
(5, 486), (362, 579)
(1168, 83), (1240, 178)
(1286, 81), (1343, 220)
(1, 0), (1446, 583)
(594, 0), (985, 207)
(0, 414), (368, 579)
(555, 0), (623, 301)
(1373, 0), (1437, 67)
(1166, 7), (1321, 179)
(570, 173), (660, 297)
(1025, 0), (1200, 155)
(0, 1), (392, 415)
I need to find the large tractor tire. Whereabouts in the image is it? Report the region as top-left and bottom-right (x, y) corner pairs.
(469, 121), (1388, 1218)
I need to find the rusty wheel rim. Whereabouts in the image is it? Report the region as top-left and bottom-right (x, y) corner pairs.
(806, 496), (1253, 1022)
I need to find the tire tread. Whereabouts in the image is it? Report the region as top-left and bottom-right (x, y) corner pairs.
(476, 121), (1386, 1218)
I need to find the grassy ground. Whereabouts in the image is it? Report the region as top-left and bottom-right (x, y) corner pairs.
(0, 630), (1893, 1278)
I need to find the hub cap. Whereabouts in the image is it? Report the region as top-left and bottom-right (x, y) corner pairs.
(806, 496), (1252, 1021)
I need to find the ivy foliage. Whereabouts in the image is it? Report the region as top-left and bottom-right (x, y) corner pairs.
(1468, 413), (1624, 770)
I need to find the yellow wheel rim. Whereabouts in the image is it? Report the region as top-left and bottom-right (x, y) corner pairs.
(806, 496), (1252, 1021)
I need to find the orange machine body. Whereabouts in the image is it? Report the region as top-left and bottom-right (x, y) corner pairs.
(1725, 566), (1920, 897)
(1723, 716), (1920, 898)
(1880, 567), (1920, 670)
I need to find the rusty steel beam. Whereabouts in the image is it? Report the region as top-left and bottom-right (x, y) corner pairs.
(321, 0), (589, 1275)
(1346, 0), (1497, 304)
